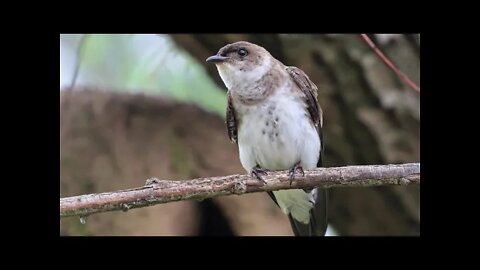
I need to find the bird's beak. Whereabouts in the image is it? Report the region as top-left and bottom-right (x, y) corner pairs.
(206, 55), (229, 63)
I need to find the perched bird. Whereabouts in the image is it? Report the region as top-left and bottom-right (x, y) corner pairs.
(206, 41), (328, 236)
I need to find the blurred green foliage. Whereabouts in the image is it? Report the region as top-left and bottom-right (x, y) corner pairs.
(60, 34), (227, 117)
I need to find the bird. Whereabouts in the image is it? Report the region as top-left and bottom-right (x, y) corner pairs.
(206, 41), (328, 236)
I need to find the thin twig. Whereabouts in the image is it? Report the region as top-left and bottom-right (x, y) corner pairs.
(60, 163), (420, 218)
(360, 34), (420, 93)
(69, 34), (90, 89)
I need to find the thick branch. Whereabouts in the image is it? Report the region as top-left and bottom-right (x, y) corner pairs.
(60, 163), (419, 218)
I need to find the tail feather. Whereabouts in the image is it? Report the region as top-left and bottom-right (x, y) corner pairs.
(288, 188), (328, 236)
(268, 188), (328, 236)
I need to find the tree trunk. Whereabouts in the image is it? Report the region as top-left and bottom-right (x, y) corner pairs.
(171, 34), (420, 235)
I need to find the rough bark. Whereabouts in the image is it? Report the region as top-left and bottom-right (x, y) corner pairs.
(171, 34), (420, 235)
(61, 163), (419, 218)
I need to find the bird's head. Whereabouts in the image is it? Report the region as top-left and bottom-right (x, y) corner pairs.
(206, 41), (274, 89)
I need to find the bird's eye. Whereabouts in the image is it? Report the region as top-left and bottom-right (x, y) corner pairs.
(237, 48), (248, 57)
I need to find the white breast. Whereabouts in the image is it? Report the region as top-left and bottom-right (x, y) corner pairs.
(237, 83), (321, 172)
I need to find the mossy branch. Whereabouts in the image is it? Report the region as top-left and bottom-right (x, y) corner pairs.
(60, 163), (420, 218)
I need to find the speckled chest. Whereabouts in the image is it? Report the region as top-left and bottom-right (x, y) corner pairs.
(237, 96), (287, 143)
(255, 101), (281, 141)
(236, 88), (310, 169)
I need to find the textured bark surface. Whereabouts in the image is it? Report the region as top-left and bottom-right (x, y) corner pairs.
(171, 34), (420, 235)
(61, 163), (419, 218)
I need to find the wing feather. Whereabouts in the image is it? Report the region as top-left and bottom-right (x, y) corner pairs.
(286, 66), (324, 165)
(286, 66), (328, 236)
(226, 91), (238, 144)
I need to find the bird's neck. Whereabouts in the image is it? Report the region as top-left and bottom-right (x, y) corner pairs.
(231, 62), (285, 106)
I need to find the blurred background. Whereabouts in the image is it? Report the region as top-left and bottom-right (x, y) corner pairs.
(60, 34), (420, 236)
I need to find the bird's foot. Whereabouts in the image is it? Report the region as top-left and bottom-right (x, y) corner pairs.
(289, 163), (305, 186)
(251, 166), (269, 184)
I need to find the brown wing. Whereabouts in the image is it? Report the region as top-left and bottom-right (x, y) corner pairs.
(286, 66), (324, 166)
(226, 91), (238, 144)
(286, 66), (328, 236)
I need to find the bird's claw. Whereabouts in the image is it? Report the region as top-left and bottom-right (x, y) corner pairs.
(289, 163), (305, 186)
(251, 166), (268, 184)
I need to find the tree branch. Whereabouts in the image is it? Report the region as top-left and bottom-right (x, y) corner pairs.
(60, 163), (420, 218)
(69, 34), (89, 89)
(360, 34), (420, 93)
